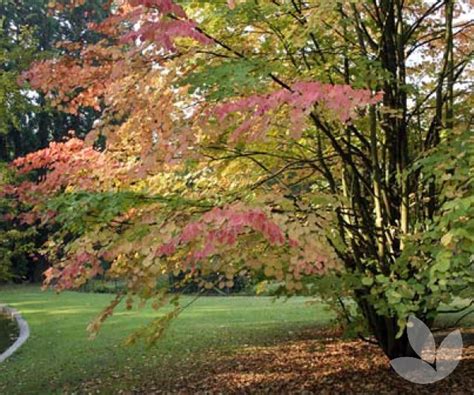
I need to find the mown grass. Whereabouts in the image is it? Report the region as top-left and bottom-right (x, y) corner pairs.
(0, 286), (333, 394)
(1, 285), (472, 394)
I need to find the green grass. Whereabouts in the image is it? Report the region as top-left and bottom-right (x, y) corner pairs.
(2, 286), (471, 394)
(0, 286), (333, 394)
(436, 298), (474, 329)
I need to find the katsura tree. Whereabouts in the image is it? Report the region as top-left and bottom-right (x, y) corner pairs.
(0, 0), (111, 161)
(0, 0), (112, 281)
(4, 0), (473, 359)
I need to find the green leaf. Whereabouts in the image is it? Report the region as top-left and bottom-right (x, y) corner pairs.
(361, 276), (374, 287)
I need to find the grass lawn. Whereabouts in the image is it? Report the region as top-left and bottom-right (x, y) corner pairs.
(0, 286), (333, 394)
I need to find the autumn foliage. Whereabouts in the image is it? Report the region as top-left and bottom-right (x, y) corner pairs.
(5, 0), (473, 358)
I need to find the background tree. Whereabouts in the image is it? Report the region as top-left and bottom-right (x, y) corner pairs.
(0, 0), (110, 161)
(0, 0), (111, 282)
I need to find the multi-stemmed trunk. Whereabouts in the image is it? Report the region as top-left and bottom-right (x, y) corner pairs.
(320, 0), (456, 360)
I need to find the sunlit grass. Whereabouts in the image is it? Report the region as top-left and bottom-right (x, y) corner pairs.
(0, 285), (333, 394)
(2, 285), (471, 394)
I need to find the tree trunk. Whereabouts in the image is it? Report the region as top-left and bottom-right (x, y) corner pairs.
(357, 297), (418, 359)
(0, 134), (8, 161)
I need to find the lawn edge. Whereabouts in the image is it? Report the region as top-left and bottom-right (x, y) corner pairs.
(0, 304), (30, 363)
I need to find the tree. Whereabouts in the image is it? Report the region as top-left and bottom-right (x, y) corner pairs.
(0, 0), (112, 282)
(0, 0), (110, 161)
(5, 0), (473, 359)
(0, 19), (36, 161)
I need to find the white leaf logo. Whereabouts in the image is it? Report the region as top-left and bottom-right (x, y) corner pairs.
(390, 315), (463, 384)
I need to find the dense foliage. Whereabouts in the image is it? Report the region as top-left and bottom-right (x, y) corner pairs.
(0, 0), (111, 280)
(0, 0), (110, 160)
(2, 0), (473, 359)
